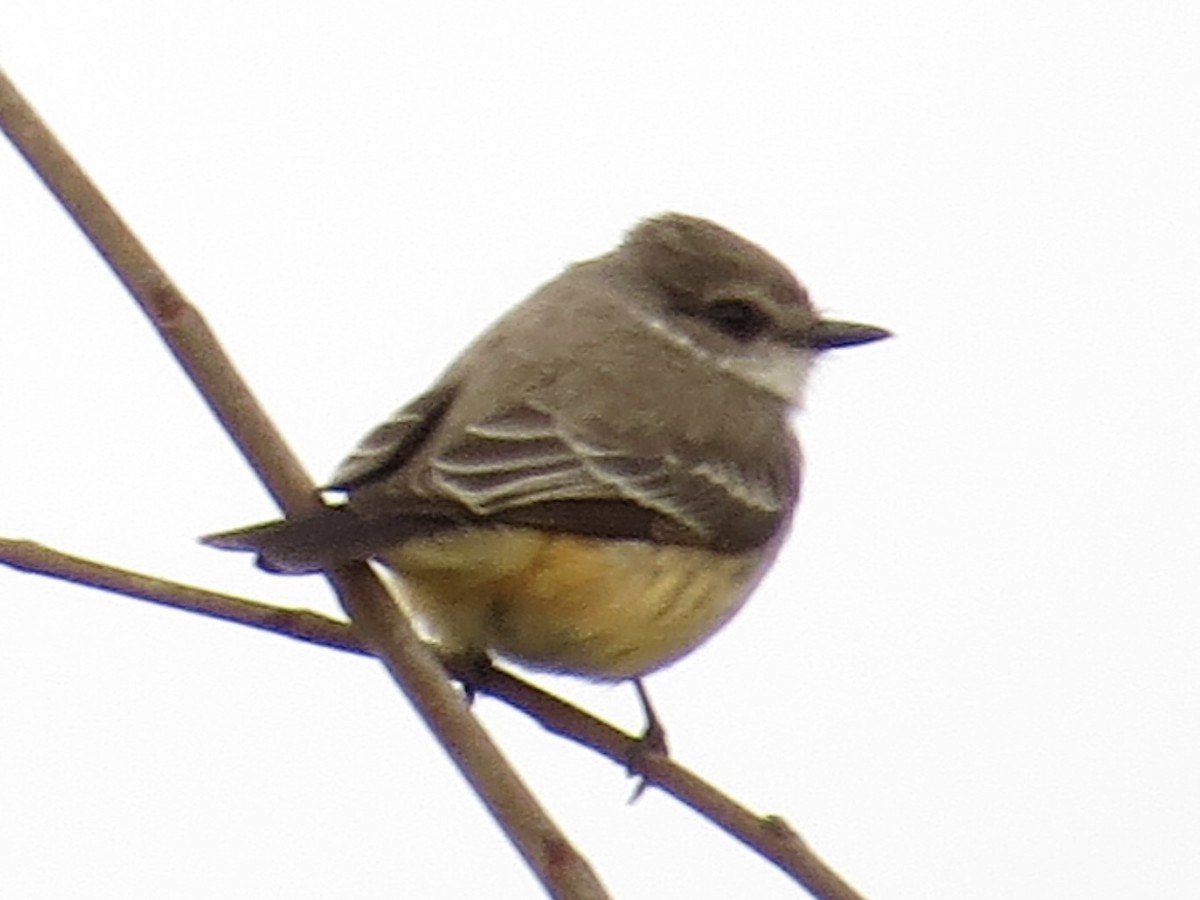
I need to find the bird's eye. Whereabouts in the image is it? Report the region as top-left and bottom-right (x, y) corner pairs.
(704, 298), (769, 341)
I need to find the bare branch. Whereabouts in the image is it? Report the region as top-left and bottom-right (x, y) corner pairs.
(0, 66), (608, 900)
(0, 538), (867, 900)
(0, 538), (365, 656)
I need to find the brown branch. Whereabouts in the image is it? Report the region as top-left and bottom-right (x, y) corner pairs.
(0, 538), (366, 656)
(0, 539), (866, 900)
(0, 65), (608, 900)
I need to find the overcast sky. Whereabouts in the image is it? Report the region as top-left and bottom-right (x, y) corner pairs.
(2, 3), (1198, 898)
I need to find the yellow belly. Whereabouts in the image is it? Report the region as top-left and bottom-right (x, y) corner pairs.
(381, 527), (765, 680)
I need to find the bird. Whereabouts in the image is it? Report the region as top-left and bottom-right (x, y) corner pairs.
(204, 213), (889, 690)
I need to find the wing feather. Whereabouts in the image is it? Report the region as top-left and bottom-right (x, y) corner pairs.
(211, 391), (798, 571)
(409, 400), (796, 551)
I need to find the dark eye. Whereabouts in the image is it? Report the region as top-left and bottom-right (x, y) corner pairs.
(704, 298), (769, 341)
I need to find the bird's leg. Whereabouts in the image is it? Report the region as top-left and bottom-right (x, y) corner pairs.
(633, 678), (669, 755)
(435, 646), (495, 705)
(626, 678), (669, 802)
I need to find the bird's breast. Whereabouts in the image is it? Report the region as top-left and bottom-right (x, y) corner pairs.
(382, 526), (772, 679)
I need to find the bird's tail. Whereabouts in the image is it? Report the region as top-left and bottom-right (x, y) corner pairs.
(201, 507), (446, 573)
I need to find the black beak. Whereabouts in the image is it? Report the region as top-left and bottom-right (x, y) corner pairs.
(805, 318), (892, 350)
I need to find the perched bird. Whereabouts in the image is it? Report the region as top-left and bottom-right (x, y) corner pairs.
(205, 214), (889, 683)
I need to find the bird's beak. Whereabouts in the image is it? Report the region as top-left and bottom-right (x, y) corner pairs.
(805, 318), (892, 350)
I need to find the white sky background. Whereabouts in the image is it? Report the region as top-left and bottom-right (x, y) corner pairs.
(2, 2), (1198, 897)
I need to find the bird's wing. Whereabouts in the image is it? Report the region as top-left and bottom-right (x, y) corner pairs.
(327, 383), (458, 489)
(204, 395), (796, 571)
(397, 398), (797, 552)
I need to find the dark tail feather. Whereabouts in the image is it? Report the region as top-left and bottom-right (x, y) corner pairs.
(201, 518), (325, 573)
(201, 507), (446, 574)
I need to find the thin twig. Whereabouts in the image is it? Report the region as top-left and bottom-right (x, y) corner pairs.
(0, 65), (608, 900)
(0, 538), (366, 656)
(0, 538), (866, 900)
